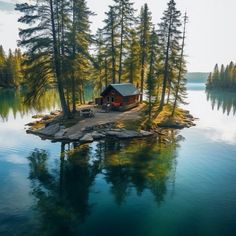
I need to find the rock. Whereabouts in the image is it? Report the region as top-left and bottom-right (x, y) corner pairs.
(109, 128), (122, 132)
(25, 122), (36, 126)
(54, 129), (66, 140)
(84, 126), (94, 131)
(33, 123), (60, 136)
(91, 131), (106, 140)
(106, 131), (121, 137)
(68, 132), (83, 141)
(106, 129), (142, 139)
(140, 130), (153, 137)
(80, 133), (94, 143)
(42, 115), (54, 121)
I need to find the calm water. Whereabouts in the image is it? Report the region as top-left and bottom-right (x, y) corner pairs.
(0, 85), (236, 236)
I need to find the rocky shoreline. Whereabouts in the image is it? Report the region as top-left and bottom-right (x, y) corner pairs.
(27, 121), (153, 143)
(25, 107), (196, 144)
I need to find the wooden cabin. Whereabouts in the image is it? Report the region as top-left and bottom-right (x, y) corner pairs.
(98, 83), (140, 111)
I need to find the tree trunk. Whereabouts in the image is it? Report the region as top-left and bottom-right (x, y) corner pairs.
(111, 10), (116, 84)
(72, 0), (77, 113)
(118, 11), (124, 83)
(49, 0), (69, 118)
(159, 12), (173, 111)
(172, 13), (187, 116)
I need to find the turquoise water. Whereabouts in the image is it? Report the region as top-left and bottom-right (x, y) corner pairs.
(0, 85), (236, 236)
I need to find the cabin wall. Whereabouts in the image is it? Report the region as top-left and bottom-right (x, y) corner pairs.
(103, 91), (123, 104)
(122, 95), (139, 105)
(102, 92), (139, 106)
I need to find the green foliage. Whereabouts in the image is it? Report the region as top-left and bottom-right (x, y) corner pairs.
(139, 3), (152, 101)
(16, 0), (94, 116)
(207, 61), (236, 90)
(0, 46), (24, 88)
(113, 0), (136, 83)
(14, 0), (188, 119)
(158, 0), (183, 110)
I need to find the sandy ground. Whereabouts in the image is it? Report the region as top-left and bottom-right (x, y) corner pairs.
(66, 104), (145, 136)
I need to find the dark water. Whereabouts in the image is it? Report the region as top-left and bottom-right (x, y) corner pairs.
(0, 84), (236, 236)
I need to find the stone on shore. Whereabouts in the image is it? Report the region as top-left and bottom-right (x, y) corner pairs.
(33, 123), (60, 137)
(54, 129), (67, 140)
(91, 131), (106, 140)
(80, 133), (94, 143)
(140, 130), (153, 137)
(106, 129), (142, 139)
(68, 132), (83, 141)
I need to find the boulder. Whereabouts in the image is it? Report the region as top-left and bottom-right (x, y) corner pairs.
(54, 129), (67, 140)
(34, 123), (60, 136)
(91, 131), (106, 140)
(118, 130), (142, 139)
(106, 131), (121, 137)
(42, 115), (54, 121)
(68, 132), (83, 141)
(80, 133), (94, 143)
(140, 130), (153, 137)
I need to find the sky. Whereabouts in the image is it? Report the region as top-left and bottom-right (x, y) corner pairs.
(0, 0), (236, 72)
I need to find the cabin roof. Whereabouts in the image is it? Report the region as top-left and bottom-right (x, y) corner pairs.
(101, 83), (140, 97)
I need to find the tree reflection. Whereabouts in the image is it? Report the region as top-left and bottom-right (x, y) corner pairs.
(27, 144), (99, 235)
(102, 131), (181, 205)
(27, 132), (182, 234)
(0, 89), (59, 121)
(206, 89), (236, 116)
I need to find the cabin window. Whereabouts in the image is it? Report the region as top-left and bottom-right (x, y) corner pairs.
(111, 97), (114, 102)
(107, 97), (110, 102)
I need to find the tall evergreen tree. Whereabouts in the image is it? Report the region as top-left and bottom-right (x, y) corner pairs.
(69, 0), (94, 111)
(158, 0), (182, 110)
(207, 61), (236, 90)
(16, 1), (70, 117)
(0, 46), (6, 87)
(113, 0), (136, 83)
(171, 12), (188, 116)
(139, 3), (152, 101)
(103, 6), (119, 84)
(123, 29), (141, 85)
(147, 27), (158, 123)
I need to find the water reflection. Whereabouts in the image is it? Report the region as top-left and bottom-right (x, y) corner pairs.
(27, 133), (183, 235)
(0, 89), (60, 122)
(206, 89), (236, 116)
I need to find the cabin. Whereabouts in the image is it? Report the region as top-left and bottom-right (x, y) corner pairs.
(97, 83), (140, 111)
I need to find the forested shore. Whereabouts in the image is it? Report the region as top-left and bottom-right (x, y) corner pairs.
(11, 0), (189, 123)
(0, 46), (24, 88)
(207, 62), (236, 91)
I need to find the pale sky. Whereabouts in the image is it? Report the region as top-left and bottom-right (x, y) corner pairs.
(0, 0), (236, 72)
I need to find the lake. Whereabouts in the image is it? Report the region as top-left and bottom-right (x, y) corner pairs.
(0, 84), (236, 236)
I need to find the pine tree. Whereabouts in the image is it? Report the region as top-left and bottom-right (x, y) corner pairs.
(16, 1), (70, 117)
(171, 13), (188, 116)
(69, 0), (94, 111)
(147, 27), (158, 123)
(0, 46), (6, 87)
(219, 64), (225, 87)
(212, 64), (220, 86)
(113, 0), (136, 83)
(123, 29), (141, 85)
(158, 0), (182, 110)
(207, 62), (236, 90)
(103, 6), (119, 84)
(139, 3), (152, 101)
